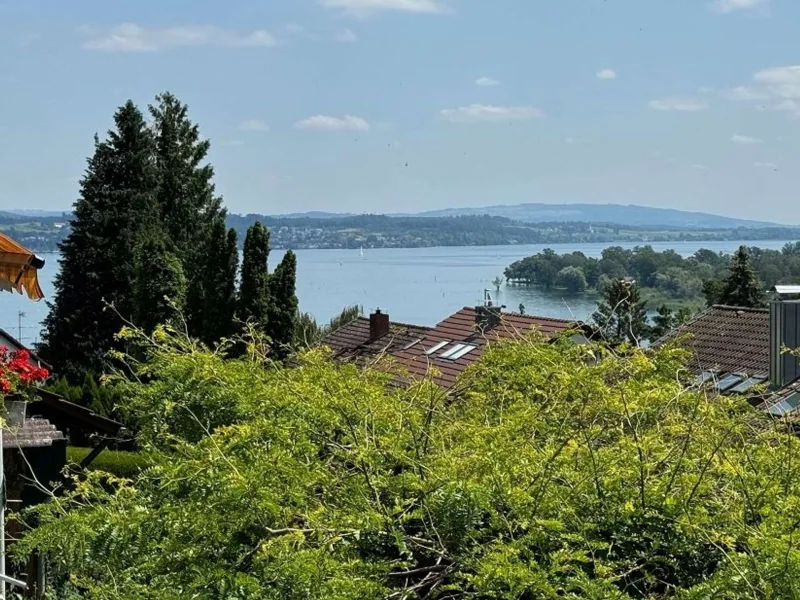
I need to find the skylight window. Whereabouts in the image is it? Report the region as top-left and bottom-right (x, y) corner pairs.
(440, 344), (468, 359)
(424, 341), (449, 355)
(767, 392), (800, 417)
(730, 377), (766, 395)
(715, 374), (743, 392)
(448, 344), (477, 361)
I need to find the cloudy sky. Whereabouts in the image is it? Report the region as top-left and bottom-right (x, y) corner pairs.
(0, 0), (797, 220)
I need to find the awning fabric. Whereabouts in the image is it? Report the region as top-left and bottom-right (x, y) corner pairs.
(0, 232), (44, 301)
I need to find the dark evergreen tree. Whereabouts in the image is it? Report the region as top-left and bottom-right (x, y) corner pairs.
(40, 101), (157, 381)
(648, 305), (693, 342)
(592, 278), (650, 345)
(267, 250), (298, 357)
(200, 218), (239, 345)
(237, 222), (271, 328)
(149, 92), (225, 338)
(133, 229), (187, 333)
(717, 246), (766, 308)
(81, 372), (106, 416)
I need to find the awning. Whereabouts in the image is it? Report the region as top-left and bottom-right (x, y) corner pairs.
(0, 233), (45, 301)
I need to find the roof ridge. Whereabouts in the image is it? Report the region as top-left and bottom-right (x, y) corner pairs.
(458, 306), (577, 324)
(711, 304), (769, 313)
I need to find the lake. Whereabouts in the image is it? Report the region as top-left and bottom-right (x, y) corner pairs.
(1, 240), (795, 346)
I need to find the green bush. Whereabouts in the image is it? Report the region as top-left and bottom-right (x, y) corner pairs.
(66, 447), (153, 479)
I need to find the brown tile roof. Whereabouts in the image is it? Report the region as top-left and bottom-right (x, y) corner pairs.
(322, 308), (581, 390)
(658, 305), (770, 377)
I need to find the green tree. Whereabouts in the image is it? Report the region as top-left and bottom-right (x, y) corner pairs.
(199, 218), (239, 345)
(238, 222), (271, 329)
(297, 305), (363, 348)
(648, 304), (693, 342)
(18, 328), (800, 598)
(149, 92), (225, 338)
(555, 266), (588, 293)
(266, 250), (298, 357)
(40, 101), (157, 381)
(717, 245), (766, 308)
(592, 278), (650, 344)
(133, 229), (187, 333)
(81, 372), (106, 416)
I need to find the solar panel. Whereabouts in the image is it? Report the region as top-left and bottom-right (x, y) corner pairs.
(696, 371), (716, 386)
(440, 344), (468, 359)
(730, 377), (767, 395)
(716, 374), (743, 392)
(424, 341), (449, 355)
(766, 392), (800, 417)
(446, 344), (477, 361)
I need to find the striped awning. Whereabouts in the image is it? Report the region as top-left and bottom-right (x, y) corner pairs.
(0, 233), (44, 301)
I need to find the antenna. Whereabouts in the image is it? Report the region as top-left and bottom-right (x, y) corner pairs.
(16, 312), (25, 344)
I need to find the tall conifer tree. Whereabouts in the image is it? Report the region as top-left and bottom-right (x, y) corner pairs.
(267, 250), (298, 357)
(41, 101), (157, 381)
(238, 222), (271, 329)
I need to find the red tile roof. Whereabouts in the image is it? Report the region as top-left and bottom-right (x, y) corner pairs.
(322, 308), (581, 390)
(658, 305), (770, 376)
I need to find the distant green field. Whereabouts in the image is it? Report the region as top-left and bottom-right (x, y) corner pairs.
(67, 447), (154, 479)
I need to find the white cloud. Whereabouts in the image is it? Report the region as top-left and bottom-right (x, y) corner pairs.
(731, 134), (763, 144)
(711, 0), (769, 13)
(320, 0), (450, 17)
(476, 77), (500, 87)
(294, 115), (370, 131)
(690, 164), (708, 170)
(239, 119), (270, 132)
(440, 104), (545, 123)
(81, 23), (278, 52)
(753, 65), (800, 100)
(753, 161), (778, 169)
(596, 69), (617, 80)
(721, 86), (770, 101)
(335, 28), (358, 42)
(648, 98), (709, 112)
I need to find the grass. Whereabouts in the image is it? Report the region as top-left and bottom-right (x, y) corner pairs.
(67, 446), (154, 479)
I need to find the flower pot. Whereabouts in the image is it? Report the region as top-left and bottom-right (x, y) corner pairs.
(4, 400), (26, 428)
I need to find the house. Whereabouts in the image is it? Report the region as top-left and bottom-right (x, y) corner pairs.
(323, 305), (587, 390)
(0, 329), (49, 370)
(657, 290), (800, 417)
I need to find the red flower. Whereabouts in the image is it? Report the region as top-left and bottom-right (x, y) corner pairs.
(0, 378), (11, 395)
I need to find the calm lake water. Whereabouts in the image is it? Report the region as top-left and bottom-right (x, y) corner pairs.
(1, 240), (795, 346)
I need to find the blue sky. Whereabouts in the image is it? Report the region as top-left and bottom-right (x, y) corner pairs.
(0, 0), (798, 221)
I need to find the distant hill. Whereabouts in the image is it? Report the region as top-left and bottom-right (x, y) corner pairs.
(407, 203), (784, 229)
(3, 209), (68, 218)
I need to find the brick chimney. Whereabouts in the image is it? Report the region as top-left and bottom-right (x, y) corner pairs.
(369, 309), (390, 342)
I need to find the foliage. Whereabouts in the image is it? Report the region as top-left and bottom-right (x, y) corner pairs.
(648, 305), (693, 342)
(592, 279), (650, 345)
(40, 101), (158, 381)
(46, 375), (119, 418)
(555, 266), (588, 293)
(199, 217), (239, 345)
(506, 243), (800, 309)
(704, 245), (766, 308)
(133, 228), (187, 333)
(66, 447), (154, 480)
(266, 250), (298, 358)
(296, 305), (363, 348)
(16, 328), (800, 599)
(238, 221), (271, 332)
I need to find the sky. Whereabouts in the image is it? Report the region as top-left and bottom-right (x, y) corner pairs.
(0, 0), (798, 221)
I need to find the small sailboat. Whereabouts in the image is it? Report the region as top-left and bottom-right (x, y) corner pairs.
(360, 246), (365, 259)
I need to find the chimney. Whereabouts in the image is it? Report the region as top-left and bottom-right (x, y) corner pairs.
(769, 287), (800, 388)
(475, 305), (503, 331)
(369, 309), (390, 342)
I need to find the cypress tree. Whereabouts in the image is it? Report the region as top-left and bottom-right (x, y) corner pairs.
(718, 246), (765, 308)
(133, 228), (187, 333)
(238, 222), (271, 328)
(149, 92), (225, 338)
(40, 101), (157, 381)
(200, 218), (239, 345)
(592, 278), (650, 345)
(267, 250), (299, 357)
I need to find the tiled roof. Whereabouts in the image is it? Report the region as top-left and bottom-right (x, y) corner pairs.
(322, 308), (581, 390)
(3, 418), (64, 449)
(324, 317), (433, 363)
(658, 305), (770, 377)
